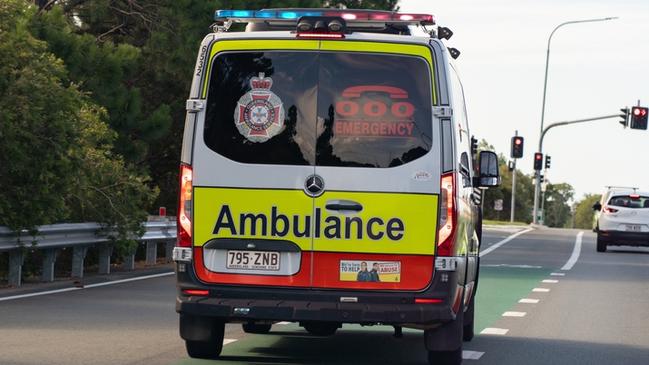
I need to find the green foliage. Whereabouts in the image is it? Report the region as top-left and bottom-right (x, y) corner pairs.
(543, 183), (575, 228)
(574, 194), (601, 229)
(0, 0), (157, 253)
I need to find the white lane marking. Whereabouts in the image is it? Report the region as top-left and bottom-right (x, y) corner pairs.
(532, 288), (550, 293)
(561, 231), (584, 271)
(480, 228), (534, 257)
(0, 272), (174, 302)
(480, 328), (509, 335)
(542, 279), (559, 284)
(462, 351), (485, 360)
(223, 339), (237, 346)
(502, 311), (526, 317)
(276, 321), (291, 325)
(519, 298), (540, 304)
(481, 264), (542, 269)
(550, 272), (566, 276)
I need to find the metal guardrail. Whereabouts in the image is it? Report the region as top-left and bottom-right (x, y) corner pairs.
(0, 220), (177, 287)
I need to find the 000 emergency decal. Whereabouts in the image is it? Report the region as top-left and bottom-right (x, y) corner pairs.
(193, 187), (439, 255)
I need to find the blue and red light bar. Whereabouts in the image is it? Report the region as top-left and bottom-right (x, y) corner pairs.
(215, 9), (435, 25)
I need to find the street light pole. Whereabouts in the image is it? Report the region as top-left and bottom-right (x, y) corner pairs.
(533, 17), (618, 224)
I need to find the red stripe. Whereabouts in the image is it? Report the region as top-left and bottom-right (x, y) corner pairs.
(193, 247), (433, 291)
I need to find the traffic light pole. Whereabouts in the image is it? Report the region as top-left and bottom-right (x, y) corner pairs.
(532, 113), (619, 224)
(510, 131), (518, 223)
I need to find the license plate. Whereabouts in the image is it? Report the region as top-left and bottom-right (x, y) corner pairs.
(226, 250), (280, 271)
(625, 224), (641, 232)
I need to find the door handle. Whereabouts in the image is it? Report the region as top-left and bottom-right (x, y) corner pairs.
(325, 200), (363, 212)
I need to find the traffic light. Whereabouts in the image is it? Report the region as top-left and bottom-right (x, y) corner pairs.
(545, 155), (551, 169)
(470, 136), (478, 155)
(619, 107), (630, 127)
(508, 160), (515, 171)
(630, 106), (648, 130)
(511, 136), (524, 158)
(534, 152), (543, 171)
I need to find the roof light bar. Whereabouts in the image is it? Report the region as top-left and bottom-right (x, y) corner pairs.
(214, 9), (435, 25)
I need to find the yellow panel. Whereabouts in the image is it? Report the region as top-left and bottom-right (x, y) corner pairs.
(313, 191), (438, 255)
(193, 187), (438, 255)
(193, 187), (314, 250)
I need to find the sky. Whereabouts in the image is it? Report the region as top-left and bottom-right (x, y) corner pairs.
(400, 0), (649, 201)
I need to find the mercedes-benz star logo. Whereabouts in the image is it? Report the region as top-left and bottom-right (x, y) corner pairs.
(304, 175), (325, 197)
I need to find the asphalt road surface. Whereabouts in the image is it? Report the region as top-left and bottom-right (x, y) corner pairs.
(1, 227), (648, 365)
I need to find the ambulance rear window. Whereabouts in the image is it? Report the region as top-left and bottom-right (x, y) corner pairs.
(203, 50), (433, 168)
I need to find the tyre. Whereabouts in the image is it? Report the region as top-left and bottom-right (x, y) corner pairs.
(428, 347), (463, 365)
(242, 322), (272, 334)
(596, 234), (607, 252)
(462, 296), (475, 342)
(303, 322), (339, 336)
(185, 321), (225, 359)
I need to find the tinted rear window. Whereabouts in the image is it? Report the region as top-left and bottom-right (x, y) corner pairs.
(203, 50), (432, 168)
(608, 195), (649, 208)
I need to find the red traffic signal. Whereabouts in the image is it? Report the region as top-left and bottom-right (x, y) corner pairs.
(630, 106), (648, 130)
(511, 136), (524, 158)
(533, 152), (543, 171)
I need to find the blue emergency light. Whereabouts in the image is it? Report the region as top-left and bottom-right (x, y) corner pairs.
(214, 9), (435, 25)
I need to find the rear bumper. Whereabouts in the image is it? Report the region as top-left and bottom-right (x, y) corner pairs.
(598, 230), (649, 246)
(175, 262), (458, 326)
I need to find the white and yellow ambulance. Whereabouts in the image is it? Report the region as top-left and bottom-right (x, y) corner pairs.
(173, 8), (500, 365)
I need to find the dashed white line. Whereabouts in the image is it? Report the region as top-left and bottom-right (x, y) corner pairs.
(561, 231), (583, 271)
(480, 328), (509, 335)
(519, 298), (540, 304)
(462, 351), (485, 360)
(223, 339), (238, 345)
(502, 311), (527, 317)
(542, 279), (559, 284)
(480, 228), (534, 257)
(550, 272), (566, 277)
(532, 288), (550, 293)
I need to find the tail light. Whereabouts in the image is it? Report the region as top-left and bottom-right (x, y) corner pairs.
(177, 164), (193, 247)
(437, 172), (457, 256)
(603, 206), (618, 214)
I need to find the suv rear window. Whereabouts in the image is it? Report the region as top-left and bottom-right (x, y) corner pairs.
(203, 50), (433, 168)
(608, 195), (649, 208)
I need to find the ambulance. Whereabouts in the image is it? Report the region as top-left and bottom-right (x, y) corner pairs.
(173, 8), (500, 365)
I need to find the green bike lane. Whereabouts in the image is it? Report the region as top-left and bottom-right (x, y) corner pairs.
(174, 228), (575, 365)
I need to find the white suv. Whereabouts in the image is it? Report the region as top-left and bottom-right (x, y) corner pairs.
(593, 188), (649, 252)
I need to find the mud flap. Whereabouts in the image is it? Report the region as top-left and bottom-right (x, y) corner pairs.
(424, 306), (463, 351)
(180, 313), (222, 342)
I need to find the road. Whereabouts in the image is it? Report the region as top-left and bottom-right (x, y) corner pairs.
(1, 227), (648, 365)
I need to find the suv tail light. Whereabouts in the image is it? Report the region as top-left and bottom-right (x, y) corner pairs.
(177, 164), (193, 247)
(603, 206), (618, 214)
(437, 172), (457, 256)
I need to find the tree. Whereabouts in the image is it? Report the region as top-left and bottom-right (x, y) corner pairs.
(0, 0), (157, 252)
(543, 182), (575, 228)
(574, 194), (601, 229)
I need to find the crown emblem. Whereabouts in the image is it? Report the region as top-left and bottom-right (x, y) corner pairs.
(250, 73), (273, 90)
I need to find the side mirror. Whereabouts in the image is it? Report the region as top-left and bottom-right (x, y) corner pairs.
(592, 202), (602, 211)
(475, 151), (500, 187)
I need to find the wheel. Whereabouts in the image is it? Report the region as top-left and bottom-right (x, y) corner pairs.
(596, 234), (607, 252)
(428, 347), (463, 365)
(185, 321), (225, 359)
(462, 296), (475, 342)
(242, 322), (272, 334)
(303, 322), (339, 336)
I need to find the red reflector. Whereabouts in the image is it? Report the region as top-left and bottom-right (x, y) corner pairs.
(182, 289), (209, 296)
(297, 32), (344, 39)
(415, 298), (443, 304)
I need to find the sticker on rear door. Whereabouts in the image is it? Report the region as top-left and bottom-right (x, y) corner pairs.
(234, 73), (285, 143)
(339, 260), (401, 282)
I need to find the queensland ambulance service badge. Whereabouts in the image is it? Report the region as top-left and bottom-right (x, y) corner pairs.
(234, 73), (285, 143)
